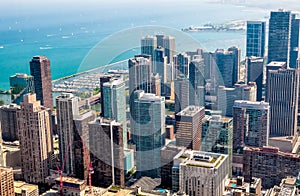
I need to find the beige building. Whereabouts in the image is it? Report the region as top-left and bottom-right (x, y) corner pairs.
(0, 167), (14, 196)
(17, 93), (53, 184)
(176, 106), (205, 150)
(14, 181), (38, 196)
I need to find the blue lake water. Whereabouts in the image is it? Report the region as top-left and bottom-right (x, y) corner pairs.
(0, 1), (269, 89)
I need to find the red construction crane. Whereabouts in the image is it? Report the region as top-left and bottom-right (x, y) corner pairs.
(56, 141), (72, 196)
(81, 136), (94, 194)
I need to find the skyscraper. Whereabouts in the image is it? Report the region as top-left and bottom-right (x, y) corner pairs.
(0, 167), (14, 196)
(246, 56), (264, 101)
(266, 66), (299, 136)
(173, 53), (190, 78)
(153, 47), (167, 95)
(0, 104), (20, 142)
(246, 21), (266, 57)
(215, 47), (240, 87)
(217, 82), (257, 117)
(174, 75), (189, 114)
(56, 93), (79, 175)
(73, 111), (96, 180)
(290, 14), (300, 68)
(202, 115), (233, 177)
(17, 93), (53, 184)
(268, 10), (292, 64)
(128, 54), (152, 96)
(141, 35), (157, 59)
(189, 55), (205, 107)
(176, 106), (205, 151)
(102, 78), (127, 147)
(233, 100), (270, 151)
(155, 35), (175, 64)
(162, 36), (175, 64)
(9, 73), (34, 104)
(89, 118), (125, 187)
(100, 74), (113, 116)
(29, 56), (53, 108)
(131, 90), (165, 178)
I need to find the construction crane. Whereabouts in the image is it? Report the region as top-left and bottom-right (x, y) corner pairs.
(56, 141), (72, 196)
(81, 136), (94, 194)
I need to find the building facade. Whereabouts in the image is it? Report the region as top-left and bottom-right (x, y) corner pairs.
(56, 93), (79, 175)
(9, 73), (34, 104)
(246, 56), (264, 101)
(266, 67), (299, 136)
(246, 21), (266, 57)
(0, 167), (14, 196)
(243, 146), (300, 189)
(29, 56), (53, 108)
(202, 115), (233, 177)
(89, 118), (125, 187)
(233, 101), (270, 151)
(172, 150), (229, 196)
(102, 79), (127, 147)
(131, 91), (165, 178)
(176, 106), (205, 151)
(0, 104), (20, 142)
(17, 93), (53, 184)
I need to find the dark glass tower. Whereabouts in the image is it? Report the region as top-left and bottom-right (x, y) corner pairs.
(246, 21), (266, 57)
(29, 56), (53, 108)
(268, 10), (292, 64)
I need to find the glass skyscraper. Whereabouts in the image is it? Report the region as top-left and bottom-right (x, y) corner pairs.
(131, 90), (165, 178)
(102, 78), (127, 147)
(246, 21), (266, 57)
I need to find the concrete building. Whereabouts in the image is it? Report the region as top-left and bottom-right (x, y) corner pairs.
(246, 21), (266, 58)
(217, 82), (257, 117)
(172, 150), (229, 196)
(266, 66), (299, 136)
(176, 106), (205, 151)
(233, 101), (270, 151)
(265, 177), (298, 196)
(128, 54), (152, 97)
(245, 56), (264, 101)
(0, 167), (14, 196)
(0, 104), (20, 142)
(131, 91), (165, 178)
(243, 146), (300, 189)
(102, 78), (127, 147)
(202, 115), (233, 177)
(9, 73), (34, 104)
(17, 93), (53, 184)
(14, 181), (38, 196)
(174, 75), (189, 114)
(56, 93), (79, 175)
(89, 118), (125, 187)
(29, 56), (53, 108)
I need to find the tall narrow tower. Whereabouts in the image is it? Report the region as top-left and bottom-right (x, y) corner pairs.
(30, 56), (53, 108)
(17, 93), (53, 184)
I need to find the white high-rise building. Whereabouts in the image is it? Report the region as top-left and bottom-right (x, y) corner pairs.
(172, 150), (229, 196)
